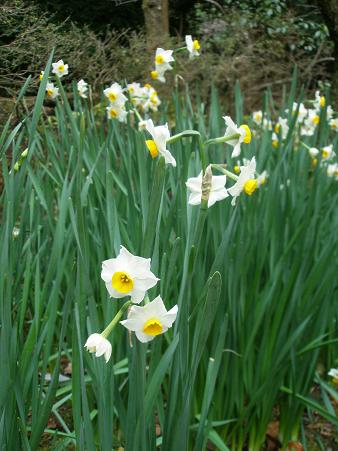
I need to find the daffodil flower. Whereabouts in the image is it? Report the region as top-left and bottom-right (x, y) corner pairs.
(309, 147), (319, 158)
(223, 116), (252, 158)
(185, 35), (200, 58)
(101, 246), (159, 304)
(154, 48), (174, 71)
(228, 157), (257, 205)
(85, 333), (112, 362)
(52, 59), (69, 78)
(106, 104), (128, 123)
(257, 170), (268, 186)
(252, 110), (263, 125)
(328, 368), (338, 384)
(327, 163), (338, 179)
(150, 70), (166, 83)
(77, 79), (88, 99)
(314, 90), (325, 109)
(186, 165), (228, 207)
(321, 144), (334, 160)
(274, 117), (289, 139)
(145, 119), (176, 166)
(103, 83), (127, 105)
(39, 71), (45, 81)
(329, 118), (338, 131)
(46, 82), (59, 99)
(120, 296), (178, 343)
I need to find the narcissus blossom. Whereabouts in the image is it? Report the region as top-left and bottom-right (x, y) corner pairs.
(329, 118), (338, 131)
(252, 110), (263, 125)
(52, 59), (69, 78)
(223, 116), (252, 158)
(104, 83), (127, 105)
(327, 163), (338, 179)
(228, 157), (257, 205)
(328, 368), (338, 384)
(154, 48), (174, 71)
(309, 147), (319, 158)
(39, 71), (45, 81)
(185, 166), (228, 207)
(314, 90), (325, 109)
(257, 170), (268, 186)
(185, 35), (200, 58)
(274, 117), (289, 139)
(77, 79), (88, 99)
(46, 82), (59, 99)
(120, 296), (178, 343)
(145, 119), (176, 166)
(106, 104), (128, 123)
(101, 246), (159, 304)
(85, 333), (112, 362)
(322, 144), (334, 160)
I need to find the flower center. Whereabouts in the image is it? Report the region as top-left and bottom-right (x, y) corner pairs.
(312, 115), (320, 125)
(234, 165), (240, 174)
(239, 124), (252, 144)
(275, 123), (281, 133)
(322, 150), (329, 158)
(145, 140), (159, 158)
(108, 92), (117, 102)
(155, 55), (164, 65)
(143, 318), (163, 336)
(311, 158), (318, 168)
(109, 109), (118, 118)
(144, 83), (152, 89)
(128, 87), (135, 93)
(151, 70), (158, 80)
(193, 40), (200, 50)
(243, 179), (258, 196)
(58, 65), (65, 72)
(40, 72), (44, 81)
(320, 96), (325, 108)
(112, 271), (134, 293)
(272, 139), (279, 148)
(47, 89), (53, 97)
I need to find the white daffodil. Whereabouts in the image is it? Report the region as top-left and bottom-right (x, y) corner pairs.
(120, 296), (178, 343)
(101, 246), (159, 304)
(300, 123), (316, 137)
(145, 119), (176, 166)
(39, 71), (45, 81)
(52, 59), (69, 78)
(304, 109), (320, 129)
(46, 82), (59, 99)
(287, 102), (307, 123)
(272, 132), (279, 148)
(327, 163), (338, 179)
(150, 69), (166, 84)
(322, 144), (334, 161)
(309, 147), (319, 158)
(185, 35), (200, 58)
(314, 90), (325, 109)
(106, 104), (128, 123)
(328, 368), (338, 383)
(223, 116), (252, 158)
(252, 110), (263, 125)
(326, 105), (334, 120)
(154, 48), (174, 72)
(127, 82), (142, 106)
(77, 79), (88, 99)
(185, 166), (228, 208)
(329, 118), (338, 131)
(138, 120), (147, 131)
(228, 157), (257, 206)
(257, 170), (268, 186)
(104, 83), (127, 105)
(274, 117), (289, 139)
(85, 333), (112, 362)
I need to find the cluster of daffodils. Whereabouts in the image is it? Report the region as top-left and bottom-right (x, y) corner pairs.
(40, 59), (89, 101)
(103, 82), (128, 123)
(127, 83), (161, 113)
(150, 35), (200, 83)
(85, 246), (178, 362)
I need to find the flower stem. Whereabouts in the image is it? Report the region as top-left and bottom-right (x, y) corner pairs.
(204, 133), (240, 146)
(211, 164), (239, 181)
(101, 300), (133, 338)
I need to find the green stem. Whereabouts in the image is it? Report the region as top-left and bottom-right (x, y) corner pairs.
(211, 164), (239, 181)
(205, 133), (240, 146)
(300, 141), (311, 151)
(166, 130), (201, 144)
(101, 300), (133, 338)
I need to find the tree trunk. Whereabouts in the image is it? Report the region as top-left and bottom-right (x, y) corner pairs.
(316, 0), (338, 105)
(142, 0), (169, 50)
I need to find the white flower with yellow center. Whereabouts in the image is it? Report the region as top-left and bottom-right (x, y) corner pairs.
(272, 132), (279, 148)
(314, 90), (325, 109)
(274, 117), (289, 139)
(77, 79), (88, 99)
(52, 59), (69, 78)
(309, 147), (319, 158)
(321, 144), (334, 160)
(127, 82), (142, 106)
(328, 368), (338, 384)
(150, 70), (166, 84)
(104, 83), (127, 105)
(120, 296), (178, 343)
(257, 170), (268, 186)
(106, 104), (128, 123)
(46, 82), (59, 99)
(39, 71), (45, 81)
(185, 166), (228, 208)
(223, 116), (252, 158)
(305, 109), (320, 128)
(145, 119), (176, 166)
(154, 48), (174, 71)
(228, 157), (257, 205)
(263, 118), (273, 131)
(329, 118), (338, 131)
(101, 246), (159, 303)
(252, 110), (263, 125)
(85, 333), (112, 362)
(287, 102), (307, 123)
(327, 163), (338, 179)
(185, 35), (200, 58)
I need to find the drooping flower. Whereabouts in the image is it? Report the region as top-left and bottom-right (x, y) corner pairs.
(223, 116), (252, 158)
(52, 59), (69, 78)
(185, 35), (200, 58)
(106, 104), (128, 123)
(103, 83), (127, 105)
(185, 165), (228, 208)
(85, 333), (112, 362)
(46, 82), (59, 99)
(77, 79), (88, 99)
(145, 119), (176, 166)
(101, 246), (159, 304)
(120, 296), (178, 343)
(309, 147), (319, 158)
(228, 157), (257, 205)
